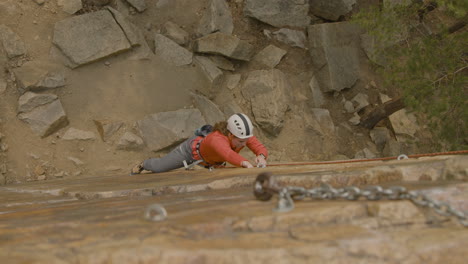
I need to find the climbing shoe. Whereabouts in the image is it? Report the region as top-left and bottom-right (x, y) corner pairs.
(130, 162), (144, 176)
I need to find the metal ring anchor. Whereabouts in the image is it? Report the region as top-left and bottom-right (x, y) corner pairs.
(144, 204), (167, 222)
(397, 154), (409, 160)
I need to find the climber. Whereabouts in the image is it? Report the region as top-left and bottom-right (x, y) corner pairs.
(130, 113), (268, 175)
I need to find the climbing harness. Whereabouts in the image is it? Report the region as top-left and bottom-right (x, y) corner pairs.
(253, 172), (468, 227)
(144, 204), (167, 222)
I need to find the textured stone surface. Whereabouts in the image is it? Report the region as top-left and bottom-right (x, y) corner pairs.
(0, 155), (467, 263)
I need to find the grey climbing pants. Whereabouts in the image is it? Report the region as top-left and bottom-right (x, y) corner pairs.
(142, 136), (199, 173)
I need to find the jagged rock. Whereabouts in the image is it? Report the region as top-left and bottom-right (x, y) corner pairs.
(380, 94), (419, 140)
(251, 44), (287, 69)
(208, 55), (235, 71)
(162, 21), (189, 45)
(311, 108), (336, 136)
(17, 100), (68, 138)
(354, 148), (376, 159)
(349, 112), (360, 125)
(308, 22), (362, 92)
(93, 120), (123, 142)
(272, 28), (306, 49)
(243, 0), (310, 28)
(154, 33), (193, 66)
(0, 25), (27, 58)
(242, 69), (290, 135)
(13, 60), (65, 94)
(117, 132), (144, 151)
(137, 109), (205, 152)
(62, 128), (96, 141)
(125, 0), (147, 12)
(197, 0), (233, 37)
(370, 127), (392, 152)
(191, 92), (225, 125)
(17, 92), (58, 114)
(57, 0), (83, 14)
(309, 0), (356, 21)
(351, 93), (369, 112)
(106, 7), (141, 47)
(52, 10), (133, 68)
(193, 56), (223, 87)
(224, 74), (241, 90)
(309, 75), (325, 108)
(193, 32), (254, 61)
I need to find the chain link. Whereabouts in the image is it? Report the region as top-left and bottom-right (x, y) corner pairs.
(253, 172), (467, 227)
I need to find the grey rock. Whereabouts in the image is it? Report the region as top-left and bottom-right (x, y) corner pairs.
(309, 0), (356, 21)
(225, 74), (241, 90)
(62, 128), (96, 141)
(242, 69), (290, 135)
(0, 25), (27, 58)
(243, 0), (310, 28)
(191, 92), (225, 125)
(57, 0), (83, 14)
(106, 7), (140, 47)
(311, 108), (335, 136)
(351, 93), (369, 112)
(349, 112), (360, 125)
(208, 55), (235, 71)
(162, 21), (189, 45)
(308, 22), (362, 92)
(309, 75), (325, 108)
(18, 100), (69, 138)
(272, 28), (306, 49)
(53, 10), (132, 68)
(354, 148), (376, 159)
(193, 56), (223, 87)
(17, 92), (58, 114)
(94, 120), (124, 142)
(194, 32), (254, 61)
(117, 132), (144, 150)
(137, 109), (205, 152)
(370, 127), (392, 152)
(125, 0), (147, 12)
(197, 0), (233, 36)
(13, 60), (65, 94)
(154, 33), (193, 66)
(252, 45), (287, 68)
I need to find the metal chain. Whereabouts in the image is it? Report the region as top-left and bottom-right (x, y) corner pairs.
(253, 172), (467, 227)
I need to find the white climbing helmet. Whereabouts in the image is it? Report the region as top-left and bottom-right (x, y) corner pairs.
(227, 113), (254, 139)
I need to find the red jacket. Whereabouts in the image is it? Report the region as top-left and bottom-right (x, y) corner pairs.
(192, 131), (268, 167)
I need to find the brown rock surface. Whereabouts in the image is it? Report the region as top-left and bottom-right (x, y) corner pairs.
(0, 155), (467, 263)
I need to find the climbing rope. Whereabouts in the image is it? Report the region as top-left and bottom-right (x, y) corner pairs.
(253, 172), (468, 227)
(264, 150), (468, 167)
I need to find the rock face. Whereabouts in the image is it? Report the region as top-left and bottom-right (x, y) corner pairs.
(0, 155), (466, 263)
(308, 22), (362, 92)
(197, 0), (233, 36)
(244, 0), (311, 28)
(137, 109), (205, 152)
(242, 69), (290, 135)
(194, 32), (255, 61)
(0, 24), (27, 58)
(17, 100), (68, 138)
(53, 9), (133, 67)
